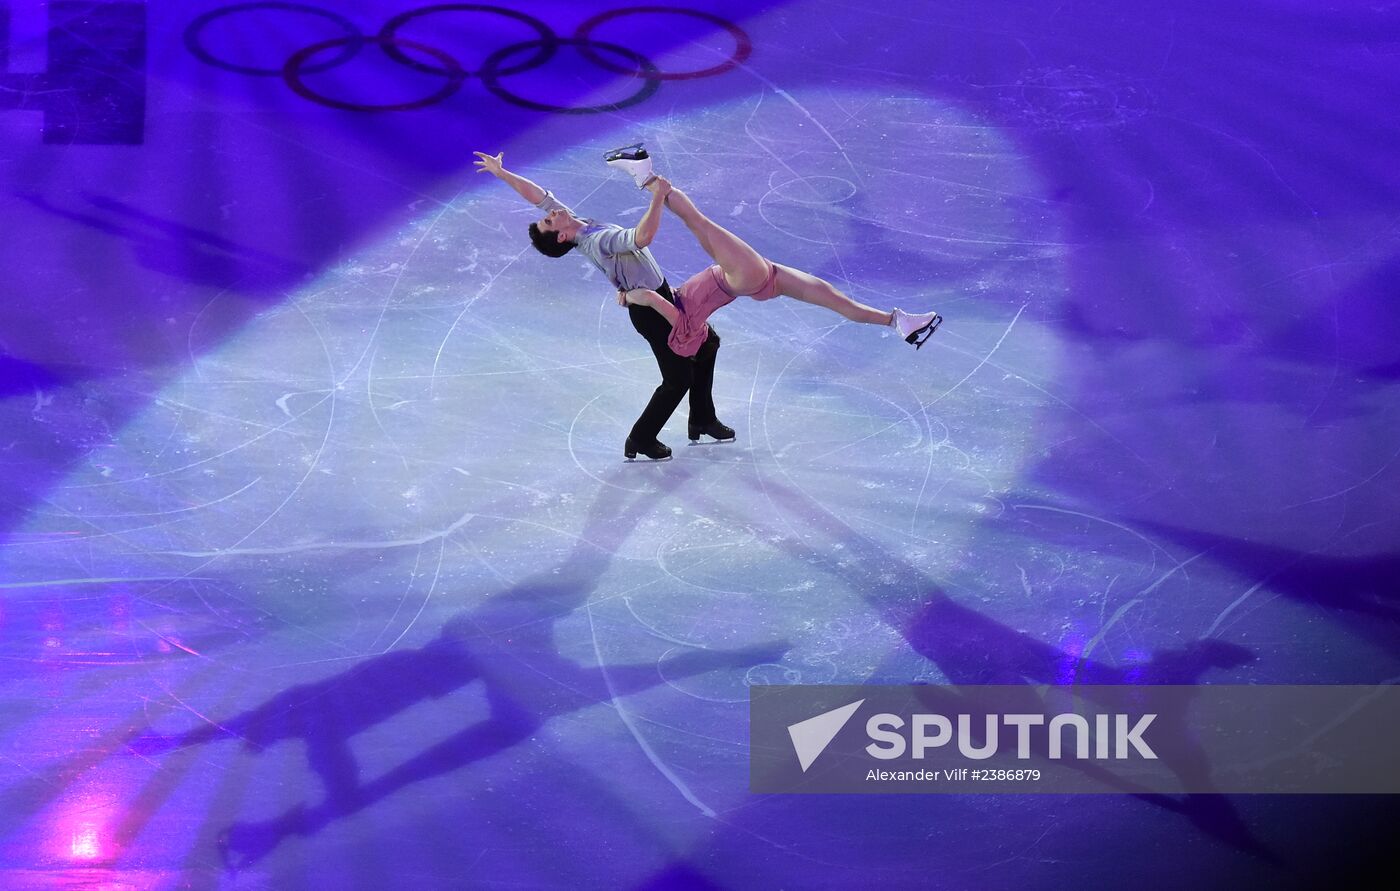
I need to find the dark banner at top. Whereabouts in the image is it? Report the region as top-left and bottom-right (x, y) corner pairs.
(750, 685), (1400, 794)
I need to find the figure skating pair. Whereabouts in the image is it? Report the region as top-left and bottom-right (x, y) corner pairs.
(475, 145), (941, 461)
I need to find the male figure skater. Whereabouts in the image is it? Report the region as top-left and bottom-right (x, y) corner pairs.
(603, 146), (943, 357)
(473, 150), (733, 461)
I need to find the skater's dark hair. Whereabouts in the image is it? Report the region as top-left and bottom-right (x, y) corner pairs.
(528, 223), (575, 258)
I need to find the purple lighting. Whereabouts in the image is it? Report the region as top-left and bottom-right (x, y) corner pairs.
(1, 0), (1397, 888)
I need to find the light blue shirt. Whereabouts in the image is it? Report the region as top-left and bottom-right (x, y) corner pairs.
(535, 191), (666, 292)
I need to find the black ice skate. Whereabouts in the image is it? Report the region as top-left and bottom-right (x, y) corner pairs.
(688, 419), (736, 443)
(625, 436), (672, 461)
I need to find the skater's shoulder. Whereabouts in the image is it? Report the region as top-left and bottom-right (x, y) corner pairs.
(579, 221), (646, 257)
(533, 189), (573, 214)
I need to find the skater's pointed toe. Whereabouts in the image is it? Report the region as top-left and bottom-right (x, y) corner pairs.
(892, 308), (943, 349)
(688, 419), (736, 443)
(625, 436), (672, 461)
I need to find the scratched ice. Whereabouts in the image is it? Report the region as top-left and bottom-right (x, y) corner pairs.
(2, 88), (1069, 831)
(18, 95), (1030, 646)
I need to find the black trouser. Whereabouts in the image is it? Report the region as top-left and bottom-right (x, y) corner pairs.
(627, 280), (720, 444)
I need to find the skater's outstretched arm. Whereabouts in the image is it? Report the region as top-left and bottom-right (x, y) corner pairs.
(473, 151), (546, 205)
(633, 177), (672, 249)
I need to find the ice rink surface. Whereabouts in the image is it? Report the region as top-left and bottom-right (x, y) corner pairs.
(1, 1), (1397, 887)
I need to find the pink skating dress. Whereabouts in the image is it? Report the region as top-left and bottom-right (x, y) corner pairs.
(668, 262), (781, 357)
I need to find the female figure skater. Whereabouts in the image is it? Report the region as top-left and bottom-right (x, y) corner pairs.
(604, 149), (942, 358)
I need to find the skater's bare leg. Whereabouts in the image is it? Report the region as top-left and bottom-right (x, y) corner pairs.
(773, 264), (894, 326)
(621, 288), (679, 327)
(655, 183), (769, 295)
(646, 178), (935, 342)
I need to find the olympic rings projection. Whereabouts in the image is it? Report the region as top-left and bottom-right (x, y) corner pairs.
(576, 7), (752, 81)
(480, 39), (661, 115)
(184, 3), (753, 114)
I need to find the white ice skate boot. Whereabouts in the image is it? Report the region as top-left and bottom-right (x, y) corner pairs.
(891, 308), (943, 349)
(605, 143), (657, 189)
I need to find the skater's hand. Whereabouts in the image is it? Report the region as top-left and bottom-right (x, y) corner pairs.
(619, 288), (652, 308)
(472, 151), (504, 176)
(646, 175), (672, 198)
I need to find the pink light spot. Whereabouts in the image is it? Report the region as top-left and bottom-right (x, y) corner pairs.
(71, 823), (101, 860)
